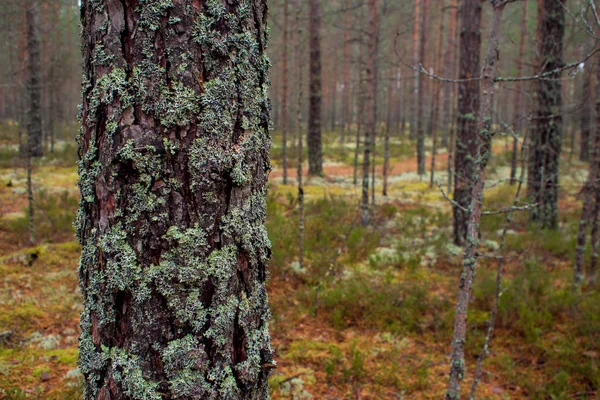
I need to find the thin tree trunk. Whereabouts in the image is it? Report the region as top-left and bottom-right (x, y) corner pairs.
(296, 0), (305, 270)
(429, 4), (445, 188)
(446, 2), (505, 398)
(362, 0), (379, 226)
(510, 1), (527, 185)
(331, 43), (338, 134)
(341, 0), (351, 145)
(282, 0), (289, 184)
(575, 49), (600, 287)
(453, 0), (482, 246)
(416, 0), (430, 177)
(308, 0), (323, 176)
(26, 149), (35, 245)
(27, 0), (43, 158)
(528, 0), (565, 229)
(78, 2), (275, 398)
(448, 108), (456, 194)
(441, 0), (459, 148)
(410, 0), (421, 140)
(580, 56), (593, 162)
(384, 61), (394, 196)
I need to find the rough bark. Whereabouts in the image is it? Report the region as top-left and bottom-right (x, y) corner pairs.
(362, 0), (379, 226)
(77, 2), (274, 399)
(308, 0), (323, 176)
(446, 2), (504, 398)
(528, 0), (565, 229)
(416, 0), (430, 176)
(510, 0), (528, 185)
(26, 0), (43, 158)
(453, 0), (482, 246)
(340, 0), (351, 145)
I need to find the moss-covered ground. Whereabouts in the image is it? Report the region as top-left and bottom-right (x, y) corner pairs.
(0, 127), (598, 399)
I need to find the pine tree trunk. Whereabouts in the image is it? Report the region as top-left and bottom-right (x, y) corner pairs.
(509, 1), (527, 185)
(308, 0), (323, 176)
(453, 0), (482, 246)
(26, 0), (43, 158)
(362, 0), (379, 226)
(282, 0), (289, 184)
(429, 4), (445, 188)
(580, 59), (592, 162)
(77, 2), (274, 398)
(575, 50), (600, 286)
(410, 0), (421, 140)
(441, 0), (459, 148)
(528, 0), (565, 229)
(446, 2), (505, 397)
(510, 0), (527, 185)
(295, 0), (305, 271)
(416, 0), (429, 177)
(341, 0), (351, 145)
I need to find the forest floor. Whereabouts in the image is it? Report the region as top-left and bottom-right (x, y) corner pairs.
(0, 128), (598, 399)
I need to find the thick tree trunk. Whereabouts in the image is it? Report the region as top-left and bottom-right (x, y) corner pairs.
(308, 0), (323, 176)
(362, 0), (379, 226)
(528, 0), (565, 229)
(26, 0), (43, 158)
(446, 2), (505, 398)
(78, 2), (274, 399)
(416, 0), (430, 176)
(453, 0), (482, 246)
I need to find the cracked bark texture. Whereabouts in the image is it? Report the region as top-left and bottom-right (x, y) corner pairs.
(452, 0), (481, 246)
(77, 1), (274, 399)
(527, 0), (565, 229)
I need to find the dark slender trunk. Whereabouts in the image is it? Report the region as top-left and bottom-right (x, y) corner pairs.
(78, 2), (274, 398)
(580, 60), (592, 162)
(416, 0), (430, 176)
(308, 0), (323, 176)
(362, 0), (379, 226)
(296, 0), (305, 270)
(341, 0), (350, 145)
(574, 50), (600, 287)
(453, 0), (482, 246)
(410, 0), (421, 140)
(528, 0), (565, 229)
(448, 108), (456, 194)
(27, 0), (43, 158)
